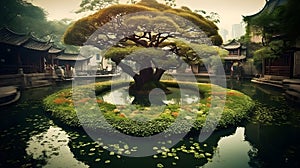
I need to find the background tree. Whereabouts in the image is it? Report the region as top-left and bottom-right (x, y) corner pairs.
(194, 10), (220, 24)
(76, 0), (120, 13)
(244, 0), (300, 57)
(243, 0), (300, 74)
(1, 0), (76, 51)
(77, 0), (177, 12)
(64, 0), (226, 105)
(281, 0), (300, 41)
(1, 0), (47, 34)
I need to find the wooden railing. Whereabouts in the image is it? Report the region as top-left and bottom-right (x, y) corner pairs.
(0, 65), (44, 74)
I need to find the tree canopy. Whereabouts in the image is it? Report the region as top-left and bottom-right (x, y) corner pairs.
(1, 0), (73, 50)
(1, 0), (47, 34)
(64, 0), (222, 46)
(243, 0), (300, 61)
(64, 0), (226, 105)
(76, 0), (177, 13)
(244, 0), (300, 45)
(281, 0), (300, 40)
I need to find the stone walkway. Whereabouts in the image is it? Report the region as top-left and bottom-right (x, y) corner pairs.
(251, 77), (300, 103)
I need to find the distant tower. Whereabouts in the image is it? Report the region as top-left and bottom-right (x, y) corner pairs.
(219, 28), (229, 42)
(231, 23), (245, 39)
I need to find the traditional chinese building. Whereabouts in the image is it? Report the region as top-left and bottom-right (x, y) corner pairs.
(47, 46), (65, 65)
(221, 39), (247, 74)
(244, 0), (300, 78)
(0, 27), (53, 74)
(55, 53), (91, 77)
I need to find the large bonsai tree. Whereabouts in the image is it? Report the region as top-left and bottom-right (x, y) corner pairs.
(63, 0), (227, 105)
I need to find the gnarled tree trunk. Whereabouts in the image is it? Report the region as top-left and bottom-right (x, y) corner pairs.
(115, 59), (170, 106)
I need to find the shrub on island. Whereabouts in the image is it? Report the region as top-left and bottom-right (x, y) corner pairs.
(43, 81), (254, 136)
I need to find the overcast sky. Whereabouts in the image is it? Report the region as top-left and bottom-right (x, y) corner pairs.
(29, 0), (266, 38)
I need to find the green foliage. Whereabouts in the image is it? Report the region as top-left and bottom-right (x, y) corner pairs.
(64, 4), (156, 45)
(64, 1), (224, 80)
(254, 47), (273, 60)
(0, 0), (46, 33)
(242, 1), (299, 75)
(194, 10), (220, 24)
(164, 9), (218, 37)
(64, 0), (222, 46)
(0, 0), (46, 28)
(250, 100), (291, 125)
(164, 0), (176, 7)
(77, 0), (177, 11)
(76, 0), (119, 13)
(0, 0), (75, 51)
(253, 40), (285, 60)
(104, 45), (142, 60)
(187, 44), (227, 71)
(103, 40), (227, 70)
(283, 0), (300, 40)
(244, 0), (300, 44)
(43, 81), (254, 136)
(43, 89), (80, 126)
(137, 0), (172, 10)
(244, 5), (286, 40)
(238, 37), (263, 58)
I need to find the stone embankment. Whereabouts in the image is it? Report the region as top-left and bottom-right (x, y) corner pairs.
(251, 76), (300, 103)
(283, 79), (300, 103)
(0, 73), (56, 89)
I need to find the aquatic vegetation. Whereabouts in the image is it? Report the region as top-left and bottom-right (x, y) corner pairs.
(43, 81), (254, 136)
(250, 100), (299, 126)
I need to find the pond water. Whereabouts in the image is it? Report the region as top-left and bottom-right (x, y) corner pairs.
(0, 79), (300, 167)
(102, 87), (199, 105)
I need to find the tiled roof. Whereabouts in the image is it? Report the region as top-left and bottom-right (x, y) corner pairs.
(48, 46), (64, 54)
(22, 38), (52, 51)
(244, 0), (288, 19)
(0, 28), (29, 46)
(0, 27), (54, 51)
(224, 55), (246, 61)
(56, 53), (91, 61)
(222, 39), (241, 49)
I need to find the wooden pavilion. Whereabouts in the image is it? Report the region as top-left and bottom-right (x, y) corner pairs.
(55, 53), (91, 77)
(221, 39), (247, 74)
(0, 27), (54, 74)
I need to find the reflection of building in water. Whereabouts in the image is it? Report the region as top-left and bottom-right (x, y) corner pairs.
(245, 122), (300, 167)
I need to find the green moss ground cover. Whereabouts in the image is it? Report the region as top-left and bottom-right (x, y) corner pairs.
(43, 81), (254, 136)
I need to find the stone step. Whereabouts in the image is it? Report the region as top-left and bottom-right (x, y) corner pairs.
(283, 79), (300, 85)
(285, 90), (300, 103)
(27, 79), (53, 88)
(286, 84), (300, 93)
(251, 78), (283, 88)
